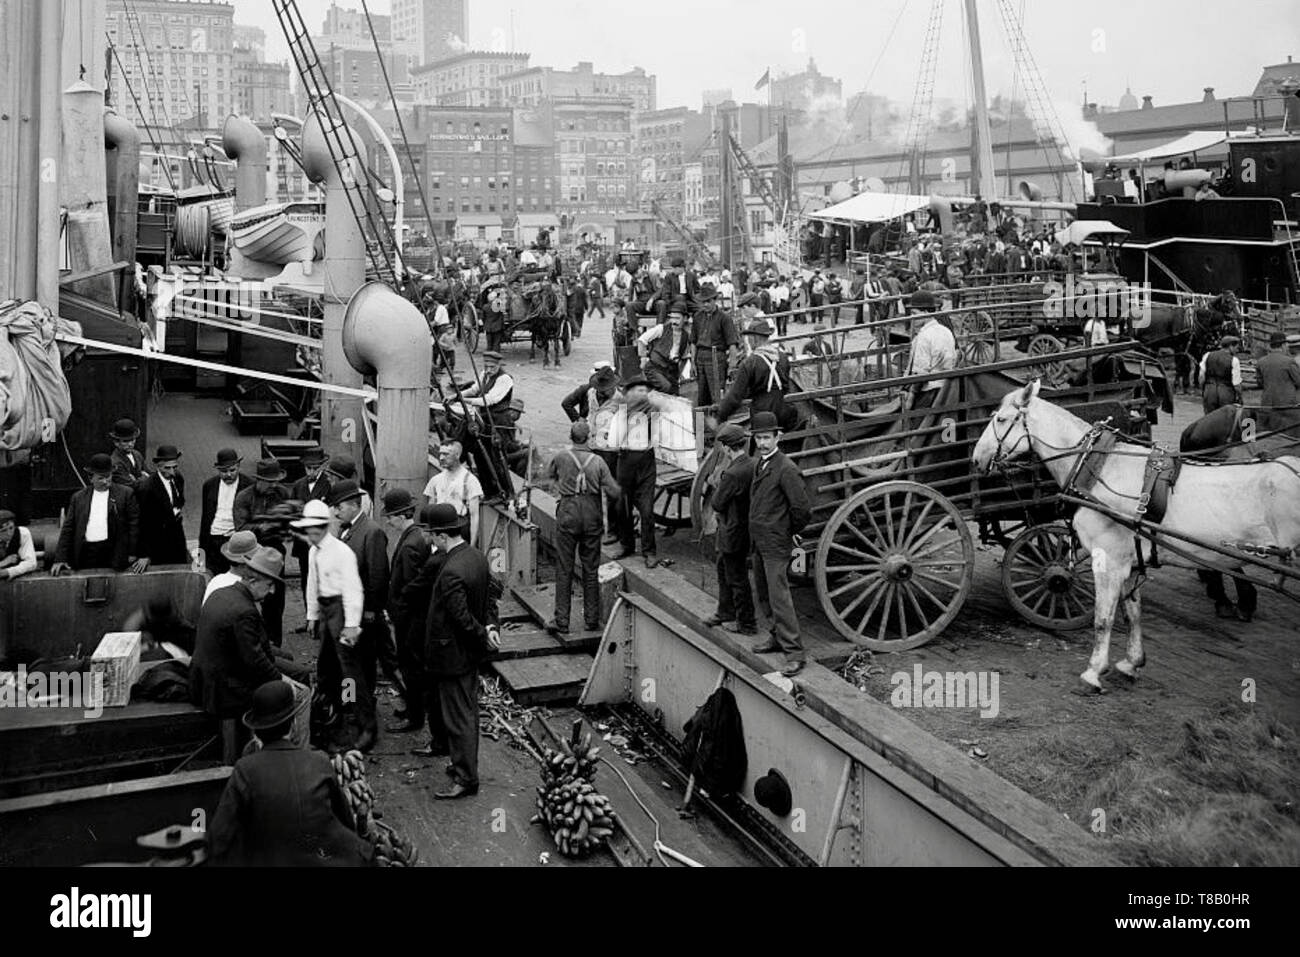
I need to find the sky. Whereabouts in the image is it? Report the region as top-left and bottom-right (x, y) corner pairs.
(239, 0), (1298, 117)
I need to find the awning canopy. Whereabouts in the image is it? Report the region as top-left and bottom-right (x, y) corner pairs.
(1105, 130), (1238, 165)
(1056, 220), (1129, 247)
(808, 191), (932, 225)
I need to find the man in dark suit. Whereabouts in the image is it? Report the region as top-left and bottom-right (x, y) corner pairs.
(189, 547), (287, 720)
(656, 256), (699, 323)
(135, 444), (189, 566)
(108, 418), (148, 490)
(51, 453), (142, 575)
(423, 503), (499, 799)
(291, 446), (332, 601)
(210, 680), (372, 867)
(704, 424), (757, 635)
(200, 449), (253, 574)
(235, 458), (292, 646)
(331, 480), (390, 750)
(381, 489), (430, 735)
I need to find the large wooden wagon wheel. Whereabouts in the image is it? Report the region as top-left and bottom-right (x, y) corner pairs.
(1026, 334), (1070, 388)
(957, 311), (996, 366)
(815, 480), (974, 651)
(1001, 522), (1095, 630)
(652, 482), (692, 530)
(458, 301), (480, 354)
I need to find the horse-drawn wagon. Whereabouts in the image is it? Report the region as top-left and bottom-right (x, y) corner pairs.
(691, 335), (1169, 651)
(476, 264), (573, 366)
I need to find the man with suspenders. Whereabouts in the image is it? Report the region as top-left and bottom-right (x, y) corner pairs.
(545, 423), (622, 636)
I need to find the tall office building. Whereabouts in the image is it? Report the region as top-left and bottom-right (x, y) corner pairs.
(105, 0), (235, 127)
(391, 0), (469, 67)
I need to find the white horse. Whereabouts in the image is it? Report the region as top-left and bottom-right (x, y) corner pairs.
(972, 379), (1300, 692)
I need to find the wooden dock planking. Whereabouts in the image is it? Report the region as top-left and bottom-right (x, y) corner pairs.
(490, 654), (595, 706)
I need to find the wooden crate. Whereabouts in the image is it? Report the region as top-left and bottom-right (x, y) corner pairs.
(89, 632), (142, 708)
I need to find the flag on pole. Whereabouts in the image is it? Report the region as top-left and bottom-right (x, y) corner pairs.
(754, 68), (770, 91)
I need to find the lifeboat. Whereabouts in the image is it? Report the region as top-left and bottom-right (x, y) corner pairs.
(229, 201), (326, 266)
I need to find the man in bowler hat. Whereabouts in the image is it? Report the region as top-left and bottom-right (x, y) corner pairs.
(52, 453), (142, 574)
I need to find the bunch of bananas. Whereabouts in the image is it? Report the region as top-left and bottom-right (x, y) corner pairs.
(368, 820), (419, 868)
(531, 733), (616, 858)
(330, 749), (374, 831)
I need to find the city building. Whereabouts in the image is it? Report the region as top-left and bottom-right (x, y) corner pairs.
(633, 106), (712, 223)
(105, 0), (236, 128)
(499, 62), (656, 112)
(552, 96), (637, 219)
(702, 89), (733, 109)
(396, 105), (554, 241)
(391, 0), (468, 67)
(232, 27), (292, 123)
(683, 162), (705, 227)
(321, 2), (391, 50)
(324, 46), (407, 106)
(411, 51), (530, 107)
(770, 58), (842, 113)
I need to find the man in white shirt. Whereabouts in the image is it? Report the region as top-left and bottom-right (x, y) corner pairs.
(903, 290), (958, 411)
(638, 308), (690, 395)
(607, 375), (672, 567)
(0, 510), (38, 581)
(1083, 316), (1109, 346)
(52, 453), (142, 574)
(423, 440), (483, 546)
(201, 449), (252, 574)
(203, 531), (260, 604)
(293, 499), (367, 751)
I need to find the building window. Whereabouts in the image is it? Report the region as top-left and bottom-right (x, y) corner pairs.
(477, 226), (486, 239)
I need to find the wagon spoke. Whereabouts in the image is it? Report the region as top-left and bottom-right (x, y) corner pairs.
(905, 515), (959, 558)
(880, 491), (896, 548)
(909, 576), (950, 613)
(913, 569), (963, 592)
(893, 488), (916, 548)
(875, 583), (897, 644)
(895, 587), (910, 643)
(827, 570), (884, 600)
(902, 581), (930, 628)
(843, 521), (885, 556)
(899, 498), (936, 550)
(855, 580), (892, 637)
(828, 540), (879, 563)
(910, 533), (965, 562)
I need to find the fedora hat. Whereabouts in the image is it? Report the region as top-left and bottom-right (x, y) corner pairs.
(381, 486), (415, 516)
(753, 768), (793, 817)
(242, 679), (297, 732)
(300, 446), (328, 466)
(750, 411), (781, 435)
(1269, 331), (1287, 348)
(482, 349), (504, 362)
(909, 289), (938, 311)
(328, 479), (364, 507)
(214, 448), (242, 469)
(1218, 334), (1241, 347)
(110, 418), (139, 440)
(85, 453), (113, 476)
(423, 502), (462, 533)
(695, 285), (719, 302)
(254, 457), (287, 482)
(241, 546), (285, 583)
(220, 530), (260, 564)
(745, 318), (775, 338)
(152, 444), (182, 464)
(291, 499), (333, 528)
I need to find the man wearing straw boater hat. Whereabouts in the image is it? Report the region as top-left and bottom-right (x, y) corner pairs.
(209, 679), (372, 867)
(294, 499), (367, 752)
(190, 546), (292, 723)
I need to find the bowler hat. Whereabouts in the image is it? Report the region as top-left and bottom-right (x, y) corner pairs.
(381, 487), (416, 516)
(241, 546), (285, 584)
(423, 502), (462, 533)
(695, 285), (719, 302)
(715, 423), (748, 450)
(1269, 331), (1288, 348)
(910, 289), (938, 311)
(242, 680), (297, 732)
(291, 499), (333, 528)
(328, 479), (364, 507)
(672, 257), (686, 268)
(110, 418), (140, 440)
(300, 446), (328, 466)
(214, 448), (242, 469)
(750, 411), (781, 435)
(327, 454), (357, 480)
(220, 530), (260, 564)
(85, 453), (114, 476)
(254, 458), (287, 482)
(753, 768), (793, 817)
(592, 366), (618, 388)
(153, 444), (182, 464)
(621, 374), (650, 391)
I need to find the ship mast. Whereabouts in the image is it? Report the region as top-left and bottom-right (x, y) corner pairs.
(964, 0), (998, 199)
